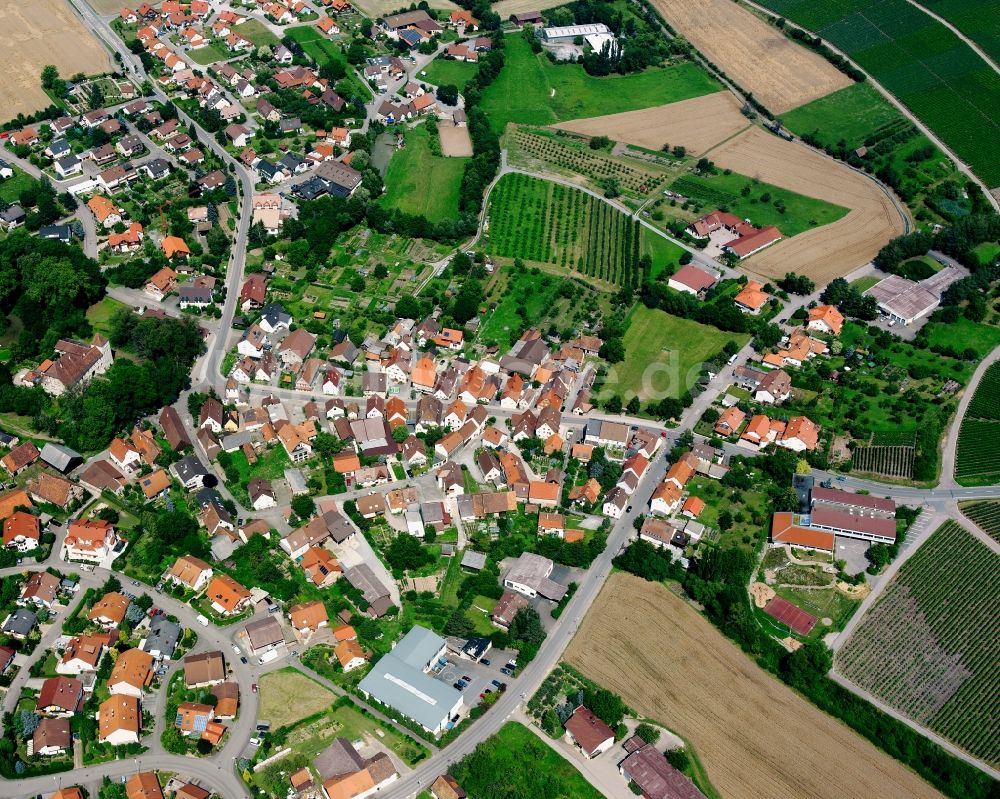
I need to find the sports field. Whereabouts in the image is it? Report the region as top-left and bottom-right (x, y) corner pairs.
(380, 122), (468, 223)
(480, 35), (720, 133)
(753, 0), (1000, 187)
(566, 573), (945, 799)
(419, 57), (478, 92)
(0, 0), (110, 122)
(836, 521), (1000, 767)
(670, 169), (849, 237)
(618, 306), (748, 401)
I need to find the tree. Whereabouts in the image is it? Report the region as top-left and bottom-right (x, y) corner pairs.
(583, 685), (627, 728)
(444, 610), (474, 637)
(599, 337), (624, 363)
(508, 606), (545, 645)
(291, 495), (315, 519)
(40, 65), (59, 90)
(634, 722), (660, 744)
(436, 84), (459, 106)
(386, 533), (433, 572)
(391, 425), (409, 444)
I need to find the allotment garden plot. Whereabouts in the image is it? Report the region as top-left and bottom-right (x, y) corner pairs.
(486, 173), (643, 290)
(955, 362), (1000, 485)
(835, 521), (1000, 768)
(851, 430), (916, 480)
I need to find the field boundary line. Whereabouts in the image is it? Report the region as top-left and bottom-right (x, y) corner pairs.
(735, 0), (1000, 212)
(828, 669), (1000, 781)
(902, 0), (1000, 75)
(698, 122), (753, 158)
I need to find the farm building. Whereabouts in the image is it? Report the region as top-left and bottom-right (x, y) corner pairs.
(668, 264), (718, 296)
(864, 266), (963, 326)
(540, 23), (612, 44)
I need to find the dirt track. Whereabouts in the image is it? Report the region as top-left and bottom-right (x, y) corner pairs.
(439, 121), (473, 157)
(707, 127), (905, 283)
(648, 0), (849, 113)
(0, 0), (110, 123)
(555, 92), (750, 156)
(565, 573), (944, 799)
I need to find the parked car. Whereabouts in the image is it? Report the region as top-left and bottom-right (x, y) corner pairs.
(500, 667), (512, 676)
(491, 679), (503, 688)
(251, 683), (258, 693)
(232, 644), (241, 655)
(462, 675), (472, 682)
(240, 657), (247, 664)
(481, 658), (491, 666)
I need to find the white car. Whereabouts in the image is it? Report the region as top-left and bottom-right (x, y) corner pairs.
(232, 644), (241, 655)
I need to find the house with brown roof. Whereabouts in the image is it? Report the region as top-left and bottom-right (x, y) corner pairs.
(184, 651), (226, 687)
(289, 600), (328, 634)
(139, 469), (172, 502)
(300, 545), (341, 587)
(58, 632), (111, 675)
(205, 574), (251, 616)
(27, 472), (81, 508)
(175, 701), (214, 735)
(778, 415), (819, 452)
(1, 440), (40, 476)
(37, 336), (113, 396)
(278, 328), (317, 367)
(33, 716), (71, 756)
(430, 774), (467, 799)
(108, 648), (154, 698)
(714, 406), (745, 437)
(166, 555), (214, 592)
(88, 591), (131, 627)
(19, 570), (61, 608)
(78, 460), (127, 496)
(37, 676), (84, 716)
(806, 304), (844, 336)
(3, 510), (40, 552)
(125, 771), (164, 799)
(144, 266), (178, 300)
(564, 705), (615, 758)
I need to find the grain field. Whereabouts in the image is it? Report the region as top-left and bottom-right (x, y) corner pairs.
(554, 92), (750, 156)
(565, 573), (943, 799)
(706, 127), (905, 283)
(648, 0), (849, 113)
(0, 0), (111, 123)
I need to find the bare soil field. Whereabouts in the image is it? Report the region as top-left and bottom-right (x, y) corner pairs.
(708, 127), (904, 283)
(439, 121), (473, 157)
(648, 0), (849, 114)
(87, 0), (131, 14)
(352, 0), (458, 15)
(493, 0), (569, 17)
(0, 0), (110, 124)
(555, 92), (750, 156)
(565, 573), (944, 799)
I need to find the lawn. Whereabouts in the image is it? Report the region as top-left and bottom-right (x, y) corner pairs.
(849, 275), (881, 293)
(781, 82), (901, 150)
(380, 122), (468, 223)
(619, 306), (749, 401)
(237, 19), (281, 47)
(641, 229), (686, 280)
(922, 317), (1000, 359)
(0, 167), (38, 205)
(972, 241), (1000, 267)
(419, 57), (479, 92)
(258, 668), (337, 730)
(451, 722), (604, 799)
(188, 42), (231, 65)
(480, 35), (720, 133)
(86, 296), (128, 338)
(670, 170), (849, 237)
(464, 594), (498, 635)
(477, 267), (565, 350)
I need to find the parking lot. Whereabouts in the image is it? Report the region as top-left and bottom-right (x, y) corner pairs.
(432, 642), (519, 713)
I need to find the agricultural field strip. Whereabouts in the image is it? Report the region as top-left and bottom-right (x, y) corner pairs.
(851, 445), (915, 479)
(566, 573), (945, 799)
(486, 173), (643, 289)
(959, 502), (1000, 544)
(955, 362), (1000, 481)
(752, 0), (1000, 187)
(836, 521), (1000, 767)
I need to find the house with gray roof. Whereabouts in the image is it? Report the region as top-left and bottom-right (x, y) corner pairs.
(141, 615), (181, 660)
(40, 442), (82, 473)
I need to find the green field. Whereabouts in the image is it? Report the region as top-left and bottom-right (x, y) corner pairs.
(755, 0), (1000, 187)
(86, 296), (129, 338)
(960, 500), (1000, 544)
(921, 317), (1000, 358)
(642, 230), (686, 280)
(670, 170), (849, 237)
(237, 18), (281, 47)
(955, 361), (1000, 484)
(419, 57), (479, 92)
(972, 241), (1000, 267)
(782, 83), (901, 151)
(836, 521), (1000, 767)
(486, 173), (642, 289)
(188, 43), (231, 65)
(619, 306), (749, 401)
(849, 275), (881, 293)
(380, 123), (468, 223)
(920, 0), (1000, 64)
(480, 35), (720, 133)
(0, 167), (38, 205)
(451, 722), (604, 799)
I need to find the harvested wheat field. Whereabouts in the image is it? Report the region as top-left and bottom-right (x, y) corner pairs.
(0, 0), (110, 123)
(649, 0), (848, 114)
(555, 92), (750, 156)
(353, 0), (457, 15)
(708, 127), (905, 283)
(439, 121), (473, 157)
(565, 573), (943, 799)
